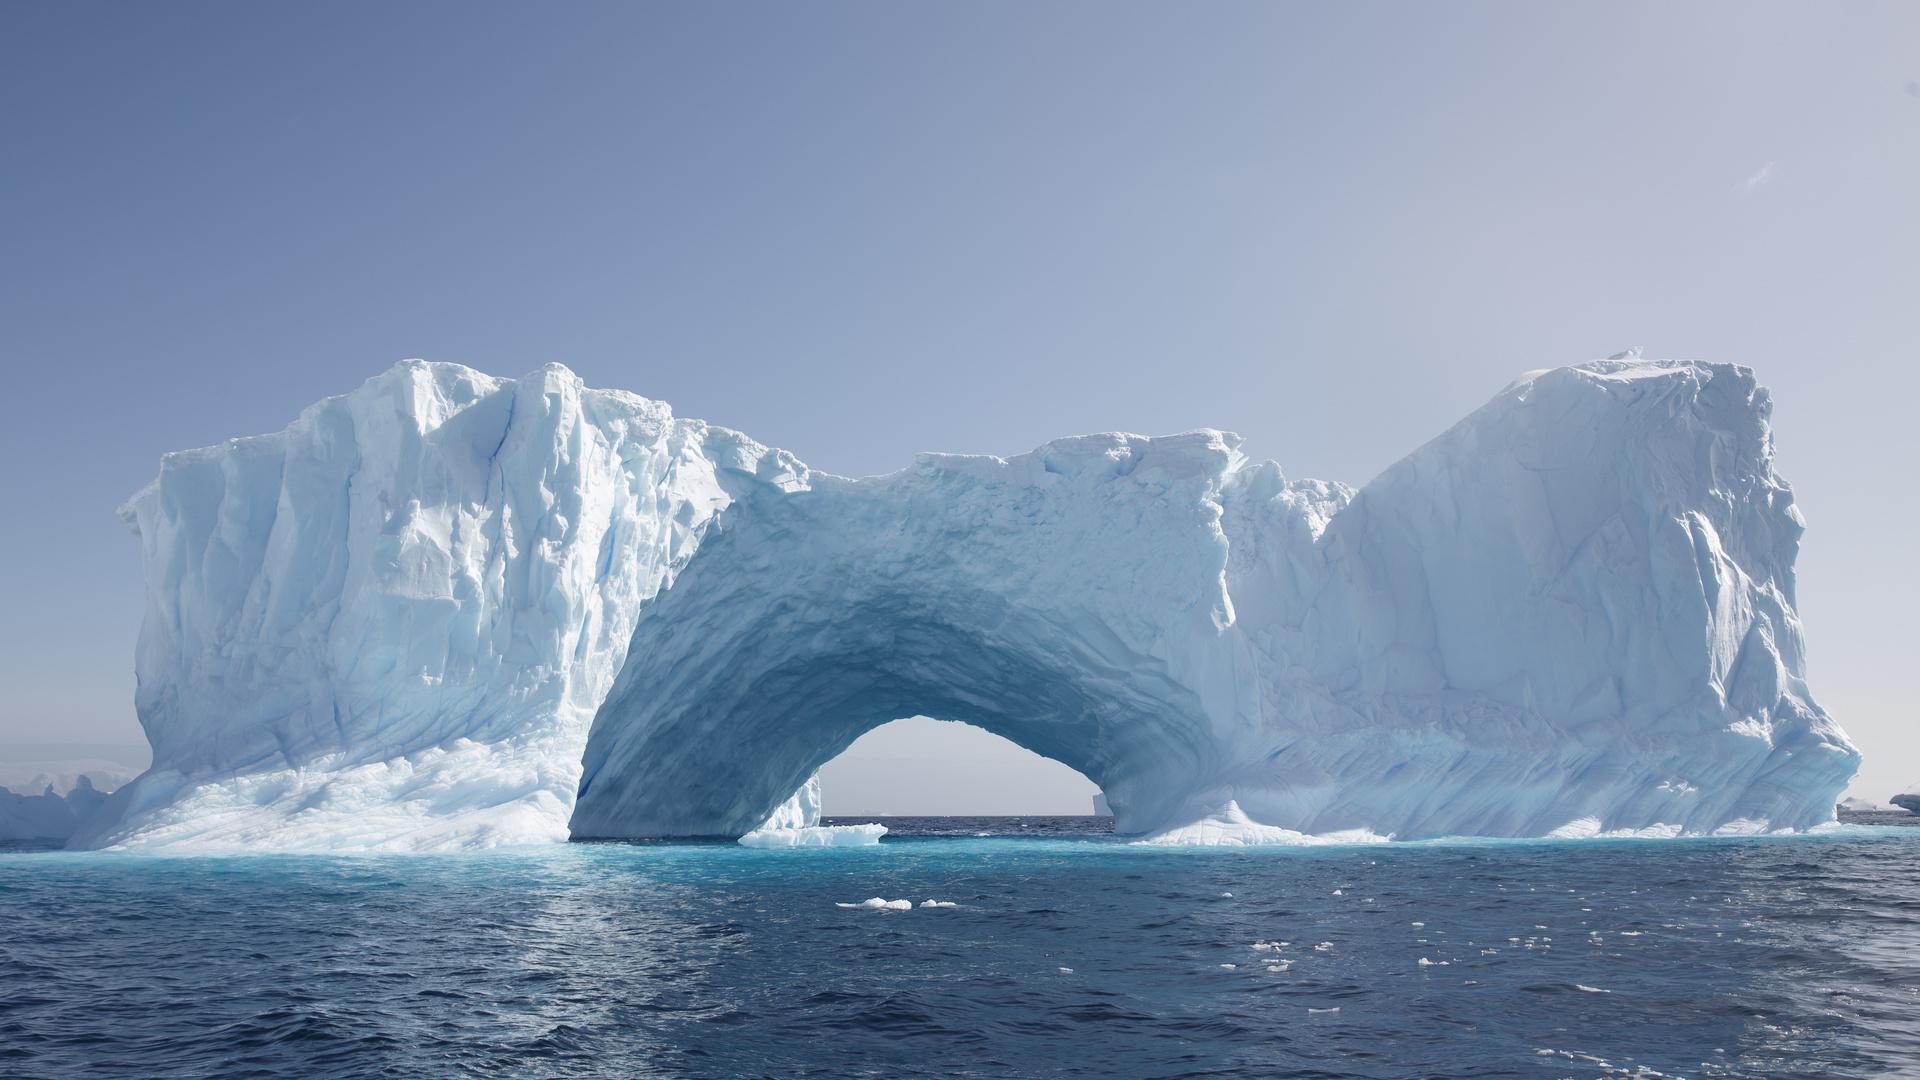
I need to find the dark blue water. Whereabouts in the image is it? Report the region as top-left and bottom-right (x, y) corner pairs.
(4, 822), (1918, 1079)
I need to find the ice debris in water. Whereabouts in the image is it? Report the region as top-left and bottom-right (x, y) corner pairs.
(836, 898), (913, 911)
(1057, 967), (1073, 974)
(1307, 1008), (1339, 1015)
(1418, 957), (1449, 966)
(85, 358), (1858, 851)
(736, 776), (886, 848)
(919, 900), (956, 908)
(1575, 985), (1611, 994)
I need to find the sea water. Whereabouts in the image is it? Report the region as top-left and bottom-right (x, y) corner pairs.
(3, 821), (1917, 1079)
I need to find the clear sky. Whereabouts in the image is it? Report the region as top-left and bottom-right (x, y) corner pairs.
(2, 2), (1915, 805)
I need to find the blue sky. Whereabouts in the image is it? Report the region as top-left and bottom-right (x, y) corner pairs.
(2, 2), (1916, 804)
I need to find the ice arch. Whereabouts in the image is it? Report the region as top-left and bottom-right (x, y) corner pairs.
(87, 357), (1860, 850)
(567, 436), (1236, 839)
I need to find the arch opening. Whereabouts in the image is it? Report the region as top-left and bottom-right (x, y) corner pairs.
(567, 610), (1211, 838)
(814, 717), (1104, 818)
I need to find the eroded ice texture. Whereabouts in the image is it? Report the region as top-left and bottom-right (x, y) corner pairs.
(81, 361), (804, 851)
(86, 359), (1858, 850)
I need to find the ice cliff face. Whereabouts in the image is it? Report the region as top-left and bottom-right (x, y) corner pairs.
(81, 361), (803, 850)
(81, 358), (1858, 850)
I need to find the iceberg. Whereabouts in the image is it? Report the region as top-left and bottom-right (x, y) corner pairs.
(2, 776), (111, 842)
(79, 357), (1858, 851)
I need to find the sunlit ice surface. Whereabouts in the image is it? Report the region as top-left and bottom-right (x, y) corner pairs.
(4, 827), (1918, 1078)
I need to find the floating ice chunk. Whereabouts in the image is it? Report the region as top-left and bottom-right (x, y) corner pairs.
(1332, 889), (1343, 895)
(1417, 957), (1448, 966)
(1220, 963), (1237, 969)
(1314, 942), (1334, 951)
(1250, 942), (1273, 951)
(919, 900), (956, 908)
(1411, 922), (1425, 928)
(1267, 964), (1289, 973)
(739, 823), (887, 848)
(1307, 1007), (1339, 1015)
(1574, 984), (1611, 994)
(1221, 892), (1233, 897)
(837, 897), (912, 910)
(1058, 967), (1073, 973)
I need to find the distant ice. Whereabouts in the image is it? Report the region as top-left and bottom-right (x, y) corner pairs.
(0, 776), (112, 843)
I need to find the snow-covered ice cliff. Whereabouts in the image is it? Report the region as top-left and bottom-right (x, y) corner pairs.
(77, 358), (1858, 850)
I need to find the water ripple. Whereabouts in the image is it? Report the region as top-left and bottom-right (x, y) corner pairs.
(2, 826), (1917, 1078)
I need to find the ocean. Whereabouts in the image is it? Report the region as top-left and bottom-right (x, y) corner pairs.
(3, 819), (1916, 1079)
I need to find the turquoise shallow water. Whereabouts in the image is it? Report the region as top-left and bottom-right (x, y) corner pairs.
(3, 823), (1917, 1078)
